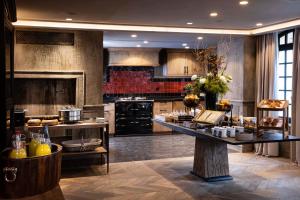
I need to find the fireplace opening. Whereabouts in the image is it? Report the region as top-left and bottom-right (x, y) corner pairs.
(15, 78), (77, 115)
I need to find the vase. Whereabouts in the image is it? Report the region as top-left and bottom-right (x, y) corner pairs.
(183, 93), (200, 108)
(205, 92), (218, 110)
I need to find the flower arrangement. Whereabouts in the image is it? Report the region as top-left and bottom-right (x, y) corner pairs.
(184, 45), (233, 97)
(187, 73), (232, 97)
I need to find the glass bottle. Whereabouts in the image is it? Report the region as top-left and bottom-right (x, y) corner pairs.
(29, 133), (40, 157)
(35, 135), (51, 156)
(42, 125), (51, 148)
(9, 131), (27, 159)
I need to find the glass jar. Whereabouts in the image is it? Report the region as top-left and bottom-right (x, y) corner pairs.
(29, 133), (41, 157)
(35, 137), (51, 157)
(9, 133), (27, 159)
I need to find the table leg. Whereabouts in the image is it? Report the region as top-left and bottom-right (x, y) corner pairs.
(105, 124), (109, 174)
(191, 137), (232, 182)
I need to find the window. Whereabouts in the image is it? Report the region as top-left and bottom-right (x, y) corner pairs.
(276, 30), (294, 118)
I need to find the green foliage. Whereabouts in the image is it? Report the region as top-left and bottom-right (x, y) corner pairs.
(204, 76), (230, 95)
(183, 83), (193, 92)
(183, 73), (232, 96)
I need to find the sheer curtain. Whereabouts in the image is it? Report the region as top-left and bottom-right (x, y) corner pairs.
(255, 33), (279, 156)
(291, 28), (300, 164)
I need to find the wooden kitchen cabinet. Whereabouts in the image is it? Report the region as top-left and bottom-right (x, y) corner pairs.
(104, 103), (115, 134)
(166, 52), (186, 76)
(172, 101), (185, 112)
(153, 102), (172, 133)
(185, 53), (203, 75)
(165, 51), (203, 76)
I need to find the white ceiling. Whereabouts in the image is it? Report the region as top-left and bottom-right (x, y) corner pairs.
(15, 0), (300, 48)
(16, 0), (300, 29)
(103, 31), (233, 48)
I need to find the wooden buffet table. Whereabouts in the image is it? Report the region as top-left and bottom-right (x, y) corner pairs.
(153, 119), (300, 182)
(27, 122), (110, 173)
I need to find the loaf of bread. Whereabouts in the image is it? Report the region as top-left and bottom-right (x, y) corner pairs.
(41, 119), (59, 126)
(27, 119), (42, 126)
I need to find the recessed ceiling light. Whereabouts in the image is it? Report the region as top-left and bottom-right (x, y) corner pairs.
(185, 46), (190, 49)
(136, 44), (141, 47)
(197, 36), (203, 40)
(239, 1), (249, 5)
(210, 12), (218, 17)
(65, 18), (72, 21)
(131, 34), (137, 38)
(182, 43), (187, 46)
(186, 22), (193, 25)
(256, 23), (263, 27)
(143, 40), (148, 44)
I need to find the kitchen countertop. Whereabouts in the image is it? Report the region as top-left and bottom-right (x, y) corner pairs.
(153, 119), (300, 145)
(104, 98), (186, 104)
(115, 99), (154, 103)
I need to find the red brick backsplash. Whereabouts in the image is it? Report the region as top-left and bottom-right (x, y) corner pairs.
(103, 70), (190, 94)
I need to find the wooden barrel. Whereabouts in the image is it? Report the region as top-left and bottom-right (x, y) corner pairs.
(0, 144), (62, 199)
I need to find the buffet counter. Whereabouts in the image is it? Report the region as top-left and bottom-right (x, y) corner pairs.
(153, 119), (300, 182)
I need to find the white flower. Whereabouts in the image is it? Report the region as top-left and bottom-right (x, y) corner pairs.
(199, 78), (206, 84)
(207, 72), (213, 77)
(191, 75), (198, 81)
(227, 75), (233, 82)
(220, 75), (227, 83)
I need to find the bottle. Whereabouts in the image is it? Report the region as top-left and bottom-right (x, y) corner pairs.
(29, 133), (40, 157)
(42, 125), (51, 148)
(35, 134), (51, 156)
(9, 131), (27, 159)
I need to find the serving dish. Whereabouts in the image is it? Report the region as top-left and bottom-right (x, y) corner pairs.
(61, 138), (102, 152)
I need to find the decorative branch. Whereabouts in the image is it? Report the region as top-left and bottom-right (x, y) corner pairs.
(192, 35), (232, 75)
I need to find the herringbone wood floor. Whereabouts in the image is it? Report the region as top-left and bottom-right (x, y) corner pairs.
(60, 153), (300, 200)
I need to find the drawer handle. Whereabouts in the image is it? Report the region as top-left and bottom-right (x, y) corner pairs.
(3, 167), (17, 183)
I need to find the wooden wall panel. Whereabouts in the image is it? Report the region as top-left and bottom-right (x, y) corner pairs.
(14, 78), (76, 115)
(16, 30), (74, 45)
(14, 30), (103, 106)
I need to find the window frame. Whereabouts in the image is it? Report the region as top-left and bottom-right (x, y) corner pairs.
(277, 29), (294, 119)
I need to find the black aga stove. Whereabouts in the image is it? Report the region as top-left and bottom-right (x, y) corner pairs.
(115, 100), (153, 135)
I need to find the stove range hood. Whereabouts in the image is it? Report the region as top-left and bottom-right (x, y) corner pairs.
(108, 48), (160, 67)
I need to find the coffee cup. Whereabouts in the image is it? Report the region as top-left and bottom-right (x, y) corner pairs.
(211, 127), (215, 135)
(219, 127), (227, 138)
(213, 127), (219, 137)
(234, 126), (244, 134)
(226, 127), (236, 137)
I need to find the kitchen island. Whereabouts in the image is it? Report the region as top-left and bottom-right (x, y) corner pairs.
(153, 119), (300, 182)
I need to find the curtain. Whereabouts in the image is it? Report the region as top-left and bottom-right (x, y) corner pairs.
(291, 28), (300, 164)
(255, 33), (279, 156)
